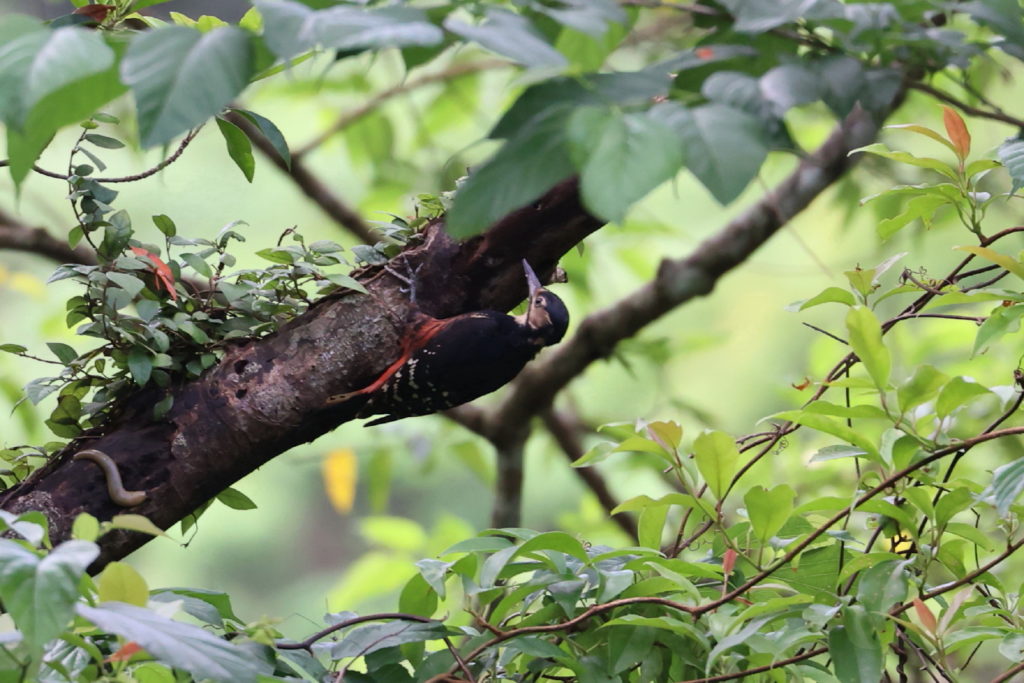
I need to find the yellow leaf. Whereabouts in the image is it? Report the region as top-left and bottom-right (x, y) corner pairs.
(323, 448), (358, 513)
(97, 561), (149, 607)
(954, 245), (1024, 280)
(942, 107), (971, 161)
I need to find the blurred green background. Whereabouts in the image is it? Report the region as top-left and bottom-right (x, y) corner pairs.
(1, 1), (1021, 642)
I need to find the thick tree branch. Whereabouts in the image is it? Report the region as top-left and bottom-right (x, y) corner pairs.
(482, 103), (890, 442)
(223, 111), (376, 244)
(0, 207), (95, 265)
(0, 179), (602, 568)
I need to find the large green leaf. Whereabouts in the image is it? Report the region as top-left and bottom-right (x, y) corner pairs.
(257, 0), (442, 59)
(567, 107), (683, 222)
(21, 28), (114, 120)
(845, 306), (890, 391)
(651, 102), (769, 204)
(998, 138), (1024, 193)
(0, 539), (98, 651)
(718, 0), (844, 33)
(444, 9), (566, 69)
(982, 456), (1024, 517)
(121, 26), (253, 147)
(744, 484), (795, 545)
(314, 5), (442, 51)
(492, 70), (670, 140)
(447, 106), (575, 237)
(692, 430), (739, 499)
(77, 602), (272, 682)
(830, 617), (883, 683)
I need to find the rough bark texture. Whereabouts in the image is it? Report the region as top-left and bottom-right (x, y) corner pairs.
(0, 179), (602, 568)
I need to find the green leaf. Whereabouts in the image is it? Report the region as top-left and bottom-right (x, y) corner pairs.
(109, 514), (167, 537)
(830, 618), (882, 683)
(972, 304), (1024, 356)
(1, 27), (125, 185)
(877, 193), (952, 240)
(886, 123), (957, 154)
(84, 133), (124, 149)
(46, 342), (78, 365)
(787, 286), (856, 311)
(936, 376), (993, 417)
(0, 343), (27, 354)
(214, 117), (255, 182)
(71, 513), (99, 542)
(846, 306), (890, 390)
(121, 26), (253, 147)
(77, 602), (272, 682)
(719, 0), (844, 33)
(127, 347), (153, 386)
(982, 456), (1024, 517)
(329, 621), (448, 659)
(771, 410), (880, 461)
(998, 138), (1024, 193)
(152, 214), (177, 237)
(315, 5), (442, 51)
(181, 252), (213, 278)
(230, 108), (290, 169)
(108, 271), (146, 298)
(651, 102), (768, 205)
(851, 143), (958, 180)
(0, 539), (98, 651)
(444, 9), (566, 69)
(954, 245), (1024, 280)
(897, 364), (949, 414)
(692, 430), (739, 499)
(447, 106), (575, 238)
(567, 107), (683, 223)
(216, 487), (257, 510)
(744, 484), (795, 545)
(97, 561), (150, 607)
(856, 560), (909, 614)
(8, 27), (114, 126)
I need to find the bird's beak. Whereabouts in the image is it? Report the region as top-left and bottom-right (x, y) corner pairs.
(522, 259), (543, 296)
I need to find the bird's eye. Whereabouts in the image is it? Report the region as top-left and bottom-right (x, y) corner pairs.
(535, 297), (544, 306)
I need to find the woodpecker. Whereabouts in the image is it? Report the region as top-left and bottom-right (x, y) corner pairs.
(327, 260), (568, 425)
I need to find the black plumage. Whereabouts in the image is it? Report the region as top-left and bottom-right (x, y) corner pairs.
(327, 261), (568, 425)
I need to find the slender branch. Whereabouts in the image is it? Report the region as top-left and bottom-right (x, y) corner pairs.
(992, 661), (1024, 683)
(222, 111), (375, 244)
(541, 408), (639, 542)
(294, 59), (508, 158)
(454, 596), (697, 670)
(676, 646), (828, 683)
(277, 612), (433, 651)
(0, 127), (202, 184)
(908, 80), (1024, 129)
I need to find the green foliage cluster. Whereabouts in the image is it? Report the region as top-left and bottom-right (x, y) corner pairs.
(4, 0), (1024, 682)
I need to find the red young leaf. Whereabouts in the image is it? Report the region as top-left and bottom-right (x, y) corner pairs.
(913, 597), (937, 633)
(105, 641), (143, 662)
(942, 107), (970, 161)
(696, 47), (715, 59)
(722, 548), (737, 575)
(130, 246), (177, 301)
(73, 4), (114, 22)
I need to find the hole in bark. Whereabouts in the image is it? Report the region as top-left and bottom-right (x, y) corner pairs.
(233, 360), (248, 374)
(235, 389), (247, 398)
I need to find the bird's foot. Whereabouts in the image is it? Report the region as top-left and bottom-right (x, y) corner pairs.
(384, 257), (424, 304)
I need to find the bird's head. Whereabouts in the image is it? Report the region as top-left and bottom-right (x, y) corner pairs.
(517, 260), (569, 346)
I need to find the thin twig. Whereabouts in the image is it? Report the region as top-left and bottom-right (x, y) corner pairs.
(0, 127), (202, 183)
(277, 612), (433, 651)
(908, 80), (1024, 129)
(295, 59), (508, 158)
